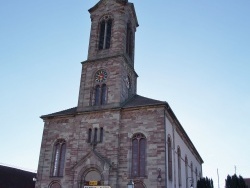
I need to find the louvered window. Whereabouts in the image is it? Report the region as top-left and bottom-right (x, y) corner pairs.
(94, 84), (107, 106)
(98, 17), (112, 50)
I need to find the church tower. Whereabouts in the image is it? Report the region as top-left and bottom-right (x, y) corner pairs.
(77, 0), (139, 112)
(36, 0), (204, 188)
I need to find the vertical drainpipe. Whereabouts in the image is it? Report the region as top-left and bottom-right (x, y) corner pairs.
(164, 108), (167, 188)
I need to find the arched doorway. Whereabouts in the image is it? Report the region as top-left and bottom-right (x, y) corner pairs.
(134, 181), (146, 188)
(49, 182), (61, 188)
(80, 169), (102, 187)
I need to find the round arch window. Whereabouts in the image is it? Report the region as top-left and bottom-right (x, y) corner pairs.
(81, 170), (102, 187)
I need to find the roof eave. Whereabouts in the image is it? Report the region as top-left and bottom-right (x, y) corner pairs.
(165, 105), (204, 164)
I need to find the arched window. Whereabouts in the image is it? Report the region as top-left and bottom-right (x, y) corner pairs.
(195, 167), (198, 186)
(101, 84), (107, 105)
(191, 162), (193, 183)
(167, 136), (172, 181)
(126, 23), (133, 60)
(51, 139), (66, 177)
(185, 156), (188, 188)
(98, 16), (112, 50)
(94, 85), (100, 105)
(94, 84), (107, 106)
(88, 128), (92, 143)
(132, 133), (146, 177)
(177, 147), (182, 186)
(100, 127), (104, 143)
(94, 128), (98, 143)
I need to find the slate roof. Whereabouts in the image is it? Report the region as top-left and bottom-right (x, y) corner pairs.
(122, 94), (167, 108)
(0, 165), (36, 188)
(41, 107), (77, 118)
(41, 95), (166, 118)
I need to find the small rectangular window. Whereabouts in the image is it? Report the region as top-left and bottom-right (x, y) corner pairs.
(88, 128), (92, 143)
(100, 127), (103, 143)
(98, 21), (105, 49)
(94, 128), (98, 143)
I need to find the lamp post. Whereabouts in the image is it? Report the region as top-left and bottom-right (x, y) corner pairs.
(127, 180), (134, 188)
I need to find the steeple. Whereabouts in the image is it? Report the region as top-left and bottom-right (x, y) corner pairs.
(87, 0), (138, 65)
(77, 0), (139, 112)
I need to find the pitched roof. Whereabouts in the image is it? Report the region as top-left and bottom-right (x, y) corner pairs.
(41, 95), (166, 118)
(40, 107), (77, 118)
(122, 94), (167, 108)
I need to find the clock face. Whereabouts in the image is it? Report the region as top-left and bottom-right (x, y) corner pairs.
(95, 69), (107, 82)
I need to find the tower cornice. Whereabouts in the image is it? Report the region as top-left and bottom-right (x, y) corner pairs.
(81, 54), (138, 78)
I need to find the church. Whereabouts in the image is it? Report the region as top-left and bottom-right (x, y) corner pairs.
(35, 0), (203, 188)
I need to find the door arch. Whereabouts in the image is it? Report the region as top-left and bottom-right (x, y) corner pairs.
(134, 181), (146, 188)
(80, 169), (102, 187)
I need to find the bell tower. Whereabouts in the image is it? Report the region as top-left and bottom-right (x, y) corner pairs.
(77, 0), (139, 111)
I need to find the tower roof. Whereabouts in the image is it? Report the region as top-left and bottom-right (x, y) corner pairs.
(88, 0), (139, 27)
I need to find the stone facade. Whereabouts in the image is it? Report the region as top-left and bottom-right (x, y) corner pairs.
(35, 0), (203, 188)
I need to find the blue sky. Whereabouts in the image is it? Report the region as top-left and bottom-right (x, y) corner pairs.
(0, 0), (249, 187)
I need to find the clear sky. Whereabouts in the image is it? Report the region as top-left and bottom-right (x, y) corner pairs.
(0, 0), (249, 187)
